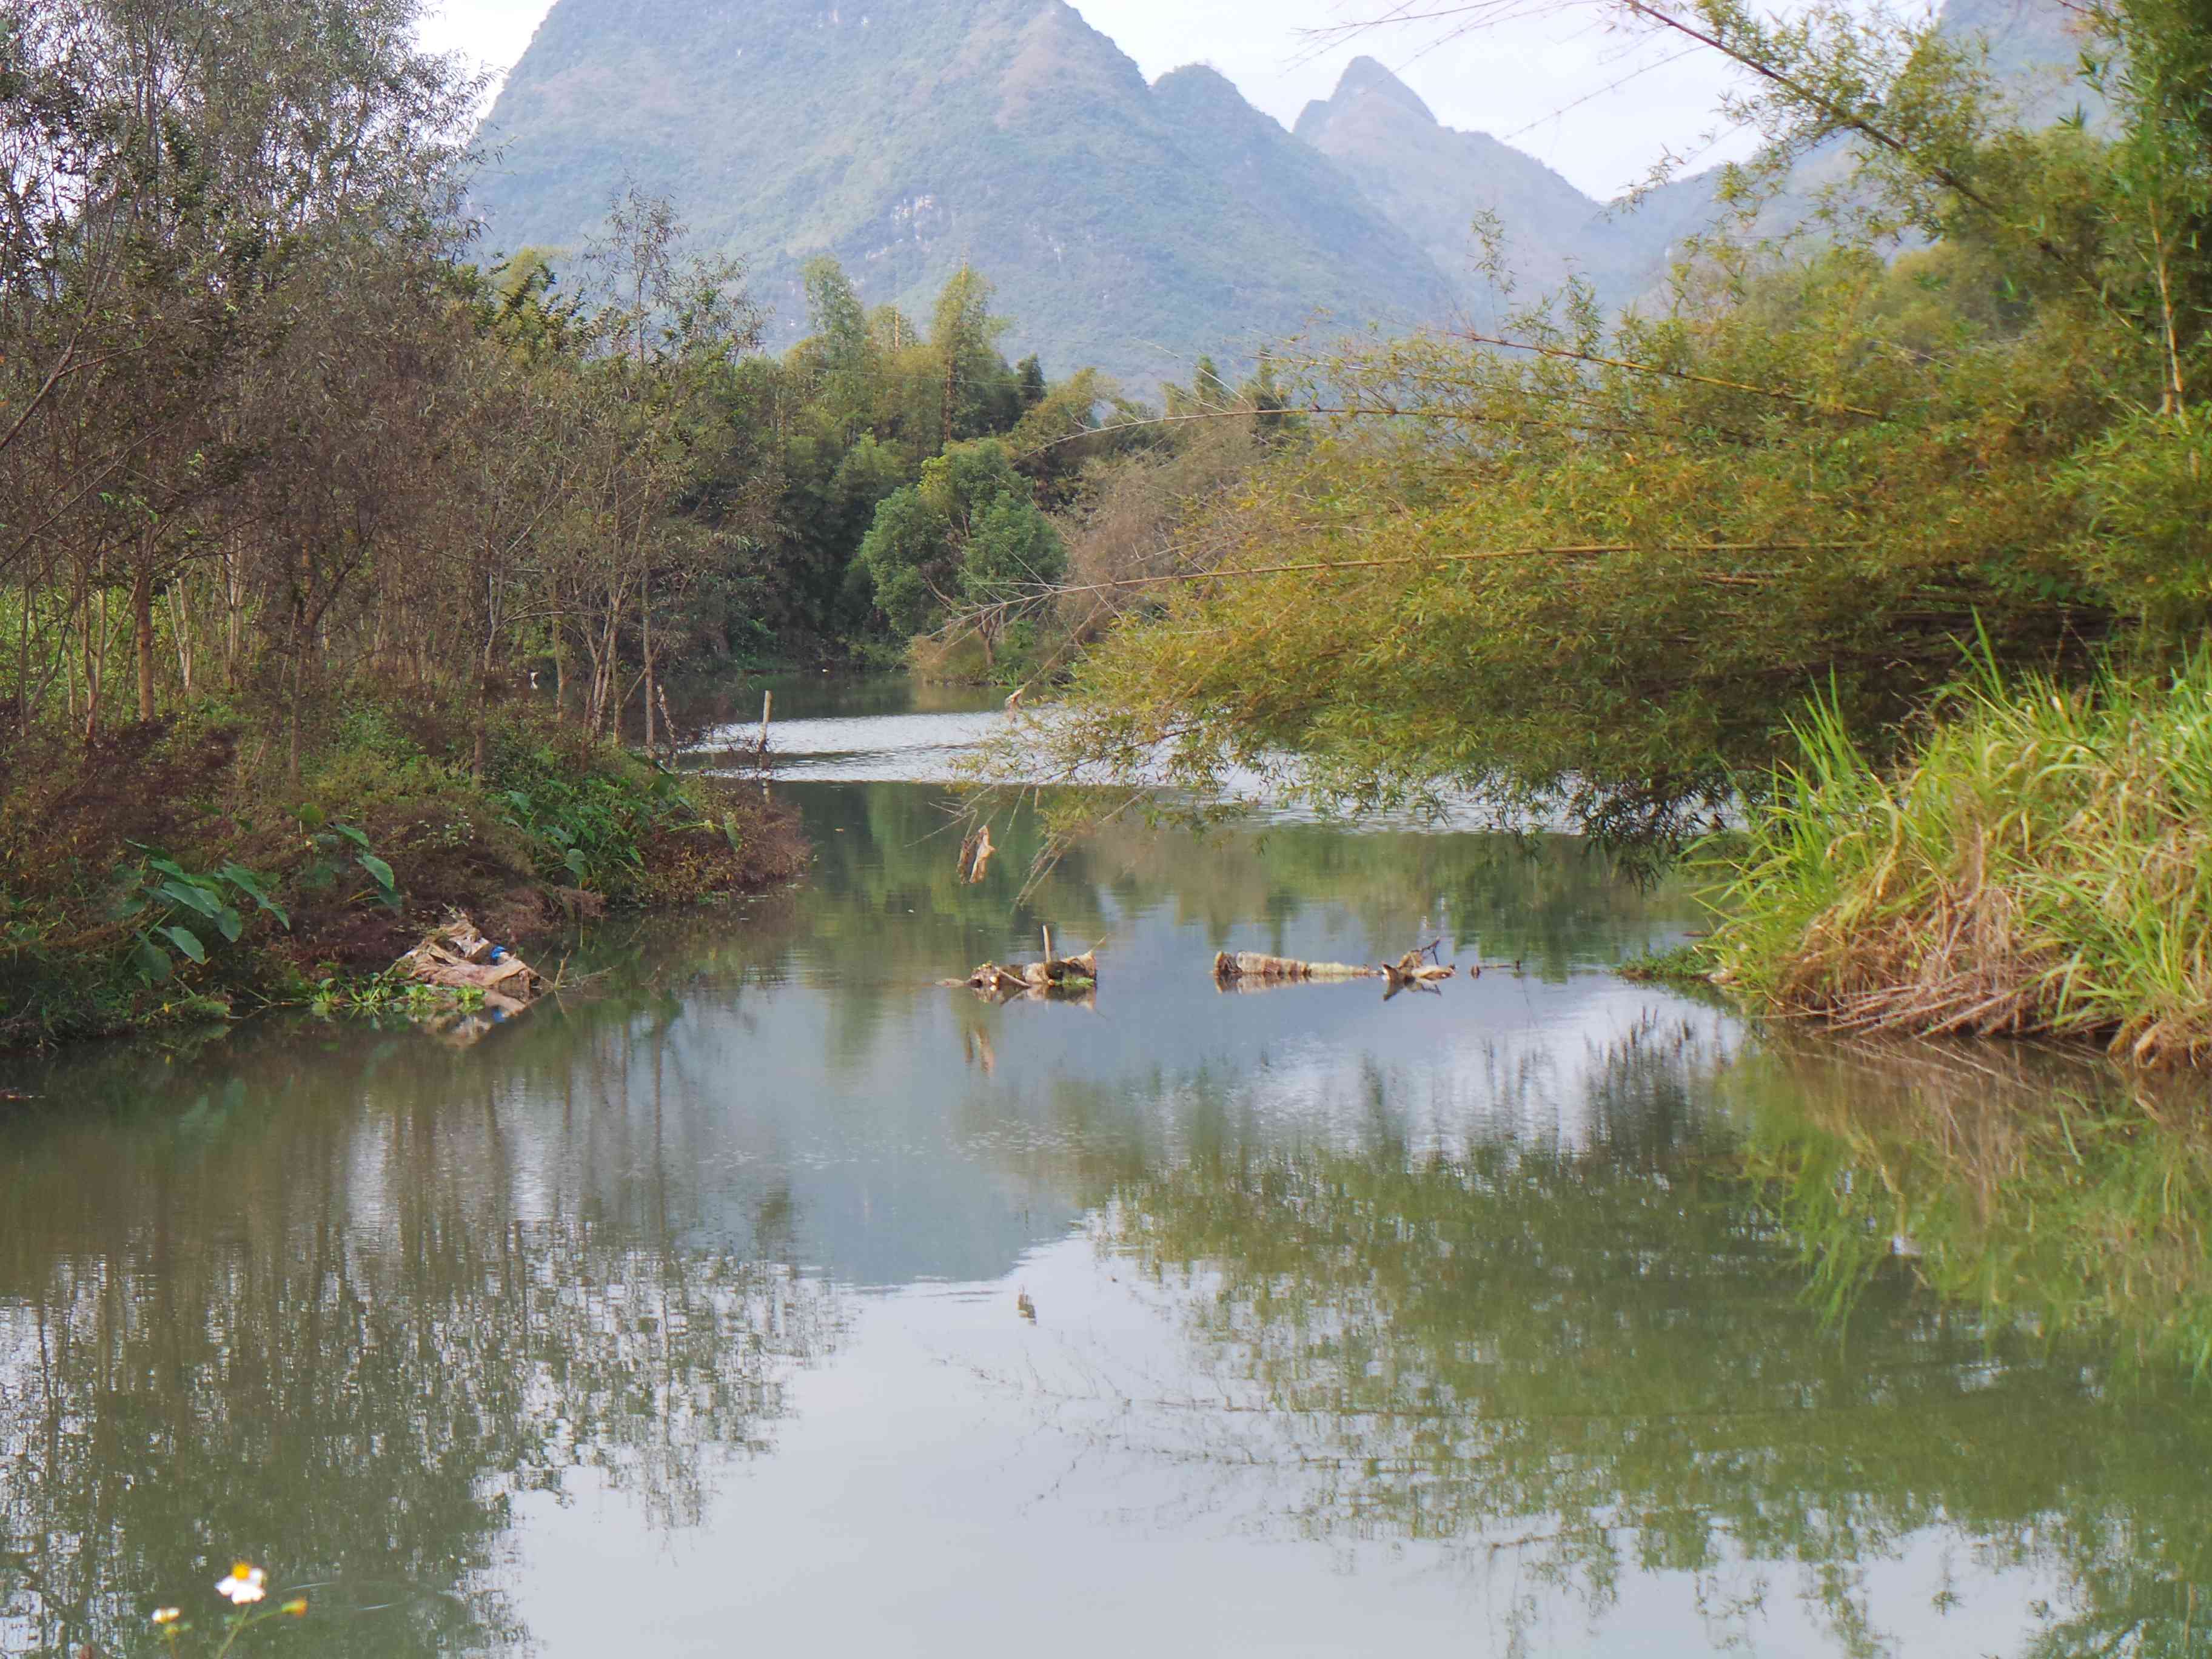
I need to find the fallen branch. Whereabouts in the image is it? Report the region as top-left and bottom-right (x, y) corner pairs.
(940, 933), (1100, 1003)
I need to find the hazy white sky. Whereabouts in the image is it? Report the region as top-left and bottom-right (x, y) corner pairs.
(412, 0), (1765, 199)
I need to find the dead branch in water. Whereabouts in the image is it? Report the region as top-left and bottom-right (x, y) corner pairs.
(940, 934), (1100, 1004)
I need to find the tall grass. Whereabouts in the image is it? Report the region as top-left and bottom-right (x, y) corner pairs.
(1714, 655), (2212, 1064)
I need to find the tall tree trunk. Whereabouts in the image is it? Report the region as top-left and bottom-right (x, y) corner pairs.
(16, 577), (30, 725)
(553, 611), (568, 721)
(641, 581), (655, 754)
(472, 644), (493, 783)
(81, 574), (105, 745)
(169, 578), (193, 697)
(132, 561), (156, 721)
(224, 541), (244, 688)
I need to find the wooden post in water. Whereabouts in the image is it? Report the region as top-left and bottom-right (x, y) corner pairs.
(756, 689), (773, 770)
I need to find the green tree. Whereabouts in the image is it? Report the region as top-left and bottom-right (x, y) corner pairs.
(857, 438), (1045, 634)
(856, 486), (951, 634)
(928, 263), (1017, 447)
(1015, 354), (1047, 408)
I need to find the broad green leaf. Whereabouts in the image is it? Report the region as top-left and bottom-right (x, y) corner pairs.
(221, 862), (289, 927)
(356, 851), (396, 892)
(219, 861), (269, 899)
(215, 905), (244, 943)
(333, 823), (372, 850)
(157, 880), (223, 918)
(160, 925), (206, 964)
(133, 937), (172, 984)
(563, 847), (589, 879)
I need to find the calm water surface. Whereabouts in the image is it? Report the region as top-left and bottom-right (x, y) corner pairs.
(2, 677), (2207, 1657)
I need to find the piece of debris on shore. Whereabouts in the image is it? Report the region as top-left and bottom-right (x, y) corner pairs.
(400, 913), (544, 1017)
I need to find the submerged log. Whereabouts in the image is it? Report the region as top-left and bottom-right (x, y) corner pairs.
(1212, 951), (1379, 983)
(1213, 943), (1457, 997)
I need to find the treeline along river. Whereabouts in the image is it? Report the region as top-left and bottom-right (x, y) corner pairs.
(1, 678), (2206, 1658)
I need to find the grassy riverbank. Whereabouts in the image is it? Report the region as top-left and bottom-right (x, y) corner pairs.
(1707, 659), (2212, 1067)
(0, 700), (805, 1048)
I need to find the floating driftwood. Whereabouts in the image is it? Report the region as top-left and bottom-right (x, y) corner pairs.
(1382, 943), (1457, 999)
(1213, 942), (1458, 997)
(941, 927), (1098, 1003)
(400, 913), (543, 1017)
(1212, 951), (1379, 984)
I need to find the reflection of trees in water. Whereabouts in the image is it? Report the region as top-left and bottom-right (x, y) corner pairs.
(0, 1015), (840, 1659)
(1055, 1020), (2212, 1658)
(697, 782), (1702, 985)
(1736, 1034), (2212, 1372)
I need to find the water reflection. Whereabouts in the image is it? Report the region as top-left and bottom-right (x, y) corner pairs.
(0, 747), (2207, 1657)
(1053, 1023), (2212, 1657)
(0, 1028), (840, 1657)
(1737, 1034), (2212, 1372)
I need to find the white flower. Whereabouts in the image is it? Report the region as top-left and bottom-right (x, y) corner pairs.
(215, 1563), (266, 1605)
(150, 1607), (182, 1626)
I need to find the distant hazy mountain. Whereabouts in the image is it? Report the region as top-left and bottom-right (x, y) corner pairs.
(469, 0), (1449, 389)
(469, 0), (2098, 387)
(1293, 56), (1716, 320)
(1296, 0), (2097, 322)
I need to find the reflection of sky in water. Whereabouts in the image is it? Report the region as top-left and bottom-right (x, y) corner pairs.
(700, 698), (1561, 828)
(517, 1237), (2066, 1659)
(0, 682), (2200, 1659)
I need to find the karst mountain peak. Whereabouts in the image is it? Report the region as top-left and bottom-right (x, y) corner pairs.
(471, 0), (2100, 387)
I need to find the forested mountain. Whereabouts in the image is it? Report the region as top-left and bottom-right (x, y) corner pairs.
(1296, 0), (2099, 320)
(469, 0), (1447, 388)
(470, 0), (2098, 384)
(1291, 56), (1712, 318)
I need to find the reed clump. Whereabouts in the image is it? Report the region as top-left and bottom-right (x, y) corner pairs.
(1714, 658), (2212, 1065)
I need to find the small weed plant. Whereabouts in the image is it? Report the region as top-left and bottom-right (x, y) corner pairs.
(146, 1560), (308, 1656)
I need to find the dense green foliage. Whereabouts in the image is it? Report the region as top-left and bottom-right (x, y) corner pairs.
(0, 699), (804, 1045)
(0, 0), (1150, 1046)
(1013, 0), (2212, 852)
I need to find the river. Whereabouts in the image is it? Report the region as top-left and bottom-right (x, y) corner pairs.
(1, 676), (2205, 1658)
